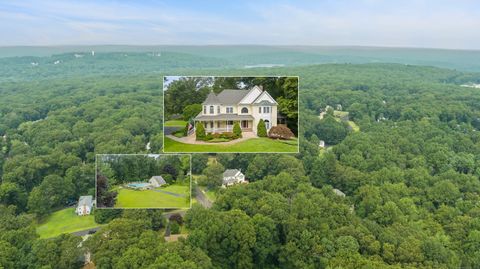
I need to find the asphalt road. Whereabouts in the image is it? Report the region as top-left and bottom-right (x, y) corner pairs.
(195, 187), (212, 208)
(72, 226), (101, 237)
(164, 126), (182, 135)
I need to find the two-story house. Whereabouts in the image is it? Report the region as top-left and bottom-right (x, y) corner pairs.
(194, 85), (278, 135)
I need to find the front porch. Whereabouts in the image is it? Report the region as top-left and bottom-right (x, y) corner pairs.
(197, 120), (253, 133)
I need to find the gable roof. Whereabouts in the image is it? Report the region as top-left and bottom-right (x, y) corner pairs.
(239, 86), (263, 104)
(253, 90), (278, 105)
(150, 175), (166, 185)
(202, 92), (221, 105)
(223, 169), (241, 178)
(78, 196), (93, 207)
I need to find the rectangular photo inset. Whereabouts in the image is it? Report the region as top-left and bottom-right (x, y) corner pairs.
(96, 154), (191, 209)
(163, 76), (299, 153)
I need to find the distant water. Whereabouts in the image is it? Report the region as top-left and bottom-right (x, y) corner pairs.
(244, 64), (285, 68)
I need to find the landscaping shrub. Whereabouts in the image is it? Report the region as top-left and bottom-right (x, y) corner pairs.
(233, 122), (242, 138)
(268, 125), (295, 139)
(195, 122), (206, 141)
(183, 122), (189, 136)
(170, 221), (180, 234)
(220, 132), (237, 140)
(205, 133), (213, 141)
(257, 119), (267, 137)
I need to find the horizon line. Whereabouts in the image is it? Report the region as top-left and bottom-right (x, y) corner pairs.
(1, 44), (479, 52)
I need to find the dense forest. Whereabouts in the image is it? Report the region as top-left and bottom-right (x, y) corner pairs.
(1, 51), (480, 268)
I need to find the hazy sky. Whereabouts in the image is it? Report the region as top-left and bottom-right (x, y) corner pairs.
(1, 0), (479, 49)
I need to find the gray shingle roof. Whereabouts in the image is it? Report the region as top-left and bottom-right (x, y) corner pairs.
(78, 196), (93, 207)
(202, 92), (221, 105)
(223, 169), (240, 177)
(216, 90), (250, 104)
(150, 176), (166, 185)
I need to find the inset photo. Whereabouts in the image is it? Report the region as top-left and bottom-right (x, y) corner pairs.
(96, 154), (191, 209)
(163, 76), (299, 153)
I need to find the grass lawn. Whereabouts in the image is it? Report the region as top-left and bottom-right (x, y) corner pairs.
(114, 184), (190, 208)
(164, 137), (298, 152)
(347, 121), (360, 132)
(164, 120), (187, 127)
(36, 207), (99, 239)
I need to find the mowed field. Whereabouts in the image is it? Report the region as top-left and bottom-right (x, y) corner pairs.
(164, 137), (298, 152)
(114, 184), (190, 208)
(36, 207), (99, 238)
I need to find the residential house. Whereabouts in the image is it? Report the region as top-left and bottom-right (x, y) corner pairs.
(149, 176), (167, 187)
(76, 195), (93, 216)
(222, 169), (246, 186)
(194, 86), (278, 135)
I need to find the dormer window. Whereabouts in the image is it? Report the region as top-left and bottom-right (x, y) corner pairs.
(226, 107), (233, 113)
(241, 107), (248, 114)
(210, 106), (214, 114)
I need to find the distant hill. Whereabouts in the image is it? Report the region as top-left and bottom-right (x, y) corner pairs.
(1, 45), (480, 72)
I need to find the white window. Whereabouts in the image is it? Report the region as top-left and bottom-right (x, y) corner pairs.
(203, 106), (206, 114)
(210, 106), (214, 114)
(210, 121), (213, 128)
(241, 107), (248, 113)
(259, 107), (262, 113)
(226, 107), (233, 113)
(263, 107), (270, 113)
(265, 120), (270, 129)
(217, 106), (220, 114)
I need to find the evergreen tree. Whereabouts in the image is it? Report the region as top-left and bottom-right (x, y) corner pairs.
(195, 122), (206, 141)
(233, 122), (242, 138)
(257, 119), (267, 137)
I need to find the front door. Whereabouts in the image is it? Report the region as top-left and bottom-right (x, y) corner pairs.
(241, 120), (248, 128)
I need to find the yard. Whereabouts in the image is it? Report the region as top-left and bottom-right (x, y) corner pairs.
(164, 120), (187, 127)
(36, 207), (99, 239)
(164, 137), (298, 152)
(114, 184), (190, 208)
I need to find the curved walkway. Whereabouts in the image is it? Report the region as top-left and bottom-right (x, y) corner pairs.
(167, 131), (257, 145)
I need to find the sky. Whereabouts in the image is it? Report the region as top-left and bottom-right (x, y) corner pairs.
(1, 0), (479, 49)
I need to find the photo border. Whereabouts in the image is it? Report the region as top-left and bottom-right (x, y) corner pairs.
(162, 75), (300, 154)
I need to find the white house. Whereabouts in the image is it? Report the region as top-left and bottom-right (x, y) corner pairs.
(76, 195), (93, 216)
(149, 176), (167, 187)
(194, 85), (278, 135)
(222, 169), (246, 187)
